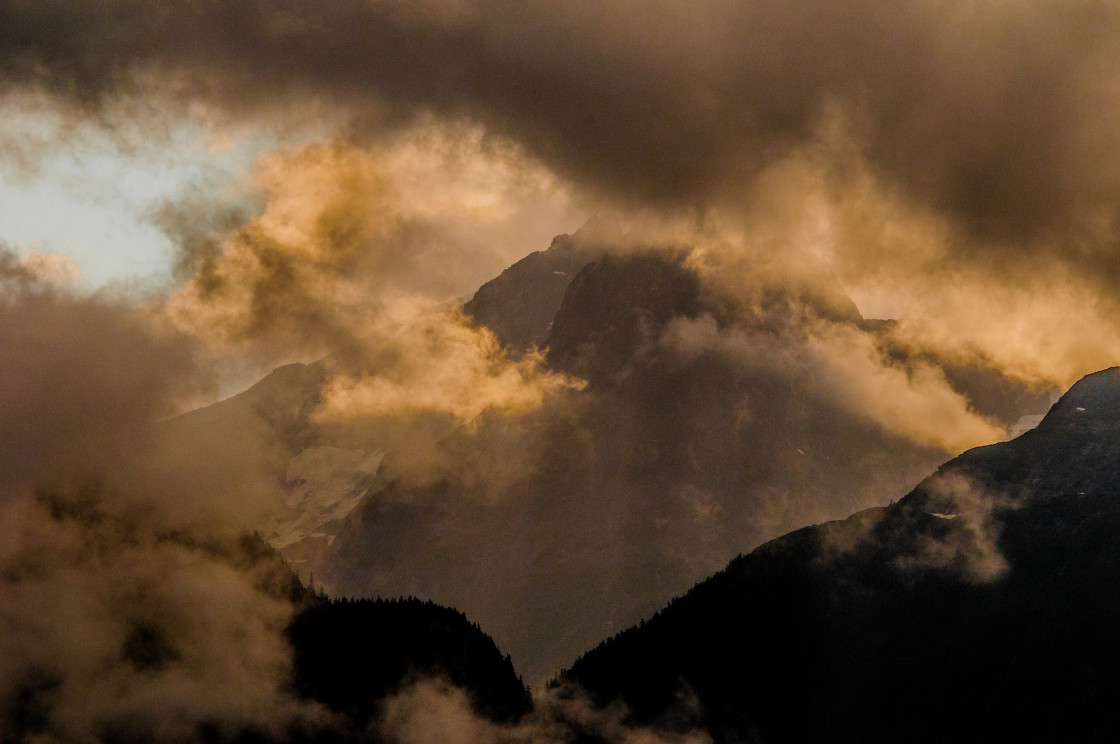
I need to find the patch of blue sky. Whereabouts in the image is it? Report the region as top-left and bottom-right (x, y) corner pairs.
(0, 101), (268, 289)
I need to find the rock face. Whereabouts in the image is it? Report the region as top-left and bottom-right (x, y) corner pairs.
(562, 368), (1120, 744)
(463, 231), (603, 353)
(544, 248), (704, 384)
(269, 446), (385, 551)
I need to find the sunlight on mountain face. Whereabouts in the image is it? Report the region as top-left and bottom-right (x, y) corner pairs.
(4, 2), (1120, 741)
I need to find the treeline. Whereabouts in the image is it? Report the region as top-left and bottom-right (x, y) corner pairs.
(288, 595), (533, 729)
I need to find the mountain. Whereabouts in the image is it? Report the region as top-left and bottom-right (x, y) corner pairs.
(162, 229), (1053, 685)
(463, 229), (604, 353)
(561, 367), (1120, 743)
(321, 247), (962, 684)
(161, 352), (451, 570)
(170, 361), (329, 455)
(543, 247), (704, 383)
(159, 226), (604, 568)
(161, 362), (375, 570)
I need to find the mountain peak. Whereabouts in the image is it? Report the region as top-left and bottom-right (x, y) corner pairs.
(1039, 366), (1120, 432)
(463, 232), (604, 352)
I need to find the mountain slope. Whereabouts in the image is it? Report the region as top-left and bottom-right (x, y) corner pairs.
(162, 229), (1054, 687)
(322, 248), (958, 684)
(562, 367), (1120, 743)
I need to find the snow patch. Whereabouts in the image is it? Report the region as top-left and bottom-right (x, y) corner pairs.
(266, 446), (384, 550)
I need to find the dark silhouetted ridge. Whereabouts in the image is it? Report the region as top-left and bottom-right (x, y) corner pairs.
(288, 596), (532, 730)
(562, 366), (1120, 744)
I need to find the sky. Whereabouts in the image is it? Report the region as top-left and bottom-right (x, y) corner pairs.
(5, 2), (1120, 741)
(5, 1), (1120, 382)
(0, 107), (255, 286)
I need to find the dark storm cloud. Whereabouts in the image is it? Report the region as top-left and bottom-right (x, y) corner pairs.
(5, 0), (1120, 252)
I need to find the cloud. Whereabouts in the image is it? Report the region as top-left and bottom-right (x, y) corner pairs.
(5, 1), (1120, 244)
(154, 126), (586, 495)
(6, 1), (1120, 391)
(803, 323), (1005, 453)
(661, 314), (1003, 454)
(812, 469), (1015, 585)
(16, 249), (84, 287)
(162, 125), (577, 371)
(305, 303), (585, 506)
(0, 260), (199, 496)
(145, 177), (257, 284)
(314, 309), (583, 426)
(0, 510), (311, 742)
(733, 142), (1120, 390)
(376, 677), (711, 744)
(0, 250), (327, 741)
(892, 471), (1016, 584)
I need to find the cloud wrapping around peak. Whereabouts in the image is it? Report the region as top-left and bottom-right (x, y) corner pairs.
(162, 128), (577, 370)
(315, 308), (584, 425)
(660, 314), (1003, 455)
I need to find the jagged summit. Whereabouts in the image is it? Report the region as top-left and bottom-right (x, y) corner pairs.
(463, 231), (604, 352)
(544, 249), (702, 383)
